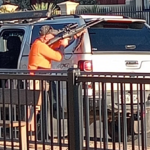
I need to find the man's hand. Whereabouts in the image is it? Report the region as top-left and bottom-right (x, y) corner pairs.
(59, 37), (71, 47)
(55, 29), (86, 49)
(74, 29), (86, 39)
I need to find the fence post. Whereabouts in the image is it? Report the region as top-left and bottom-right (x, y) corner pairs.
(67, 68), (83, 150)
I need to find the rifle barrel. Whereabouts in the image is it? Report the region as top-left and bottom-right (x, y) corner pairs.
(47, 18), (104, 46)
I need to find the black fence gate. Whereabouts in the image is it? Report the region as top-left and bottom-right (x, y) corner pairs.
(0, 69), (149, 150)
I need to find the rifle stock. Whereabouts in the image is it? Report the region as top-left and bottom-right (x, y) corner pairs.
(47, 18), (104, 46)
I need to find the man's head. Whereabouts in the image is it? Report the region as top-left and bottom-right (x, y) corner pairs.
(39, 25), (58, 43)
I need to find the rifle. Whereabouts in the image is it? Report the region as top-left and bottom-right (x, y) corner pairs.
(47, 18), (104, 46)
(56, 23), (78, 35)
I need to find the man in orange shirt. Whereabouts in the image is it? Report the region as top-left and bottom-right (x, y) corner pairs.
(28, 25), (75, 138)
(28, 25), (85, 134)
(28, 24), (85, 77)
(28, 25), (70, 71)
(28, 24), (85, 70)
(28, 24), (72, 114)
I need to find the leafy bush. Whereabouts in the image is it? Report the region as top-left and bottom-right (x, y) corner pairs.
(31, 2), (59, 15)
(13, 0), (30, 9)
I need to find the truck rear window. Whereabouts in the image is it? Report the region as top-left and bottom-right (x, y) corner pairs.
(89, 22), (150, 51)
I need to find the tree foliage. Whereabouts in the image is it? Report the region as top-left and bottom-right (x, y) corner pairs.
(77, 5), (111, 14)
(31, 2), (59, 15)
(12, 0), (101, 9)
(13, 0), (30, 9)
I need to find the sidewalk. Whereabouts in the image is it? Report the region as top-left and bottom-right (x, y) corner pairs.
(0, 140), (150, 150)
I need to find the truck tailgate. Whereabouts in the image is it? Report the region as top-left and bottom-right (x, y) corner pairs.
(92, 53), (150, 73)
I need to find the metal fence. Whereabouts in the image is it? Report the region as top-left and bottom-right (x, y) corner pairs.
(0, 69), (149, 150)
(76, 6), (150, 25)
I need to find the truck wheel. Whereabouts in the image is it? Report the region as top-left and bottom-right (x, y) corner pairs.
(108, 118), (138, 142)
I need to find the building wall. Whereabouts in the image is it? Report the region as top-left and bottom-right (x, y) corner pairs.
(8, 0), (135, 5)
(99, 0), (125, 4)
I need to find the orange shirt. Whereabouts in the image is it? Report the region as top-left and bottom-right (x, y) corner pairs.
(28, 39), (62, 70)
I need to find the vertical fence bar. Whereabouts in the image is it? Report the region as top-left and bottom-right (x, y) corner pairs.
(98, 82), (102, 149)
(92, 82), (97, 149)
(102, 82), (107, 149)
(17, 80), (22, 150)
(110, 83), (115, 149)
(67, 68), (82, 150)
(49, 81), (54, 150)
(33, 80), (37, 150)
(120, 83), (125, 150)
(25, 80), (29, 150)
(56, 81), (60, 141)
(41, 80), (46, 150)
(62, 81), (66, 143)
(14, 105), (17, 139)
(58, 81), (62, 150)
(140, 84), (146, 150)
(130, 83), (135, 150)
(137, 83), (140, 150)
(117, 82), (121, 149)
(83, 82), (90, 150)
(123, 82), (127, 150)
(79, 81), (83, 147)
(2, 80), (6, 149)
(143, 77), (147, 149)
(10, 79), (14, 150)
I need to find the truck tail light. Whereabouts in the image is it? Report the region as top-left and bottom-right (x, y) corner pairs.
(78, 60), (92, 72)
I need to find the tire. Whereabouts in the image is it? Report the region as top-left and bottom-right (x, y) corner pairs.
(108, 118), (138, 142)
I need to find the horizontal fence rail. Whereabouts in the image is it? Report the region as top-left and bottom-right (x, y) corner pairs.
(0, 69), (149, 150)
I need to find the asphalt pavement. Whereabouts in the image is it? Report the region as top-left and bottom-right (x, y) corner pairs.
(88, 121), (150, 148)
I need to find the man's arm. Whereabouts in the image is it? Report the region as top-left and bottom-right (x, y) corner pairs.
(40, 43), (63, 62)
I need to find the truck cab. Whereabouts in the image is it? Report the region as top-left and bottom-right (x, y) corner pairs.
(0, 15), (92, 72)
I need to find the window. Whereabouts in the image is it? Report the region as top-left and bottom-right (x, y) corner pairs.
(88, 22), (150, 51)
(31, 24), (77, 46)
(0, 29), (24, 52)
(0, 29), (24, 68)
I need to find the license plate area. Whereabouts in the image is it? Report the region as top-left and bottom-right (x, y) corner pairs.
(119, 94), (138, 104)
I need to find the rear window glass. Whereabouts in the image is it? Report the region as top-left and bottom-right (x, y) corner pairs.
(88, 22), (150, 51)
